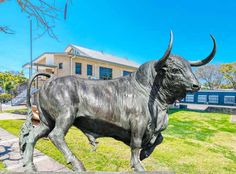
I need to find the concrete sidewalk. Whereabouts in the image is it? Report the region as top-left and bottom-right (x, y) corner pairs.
(0, 127), (69, 172)
(0, 104), (26, 111)
(0, 113), (26, 120)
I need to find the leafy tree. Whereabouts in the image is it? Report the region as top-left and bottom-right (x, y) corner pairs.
(219, 83), (233, 89)
(195, 64), (224, 90)
(3, 81), (14, 94)
(0, 71), (27, 95)
(220, 62), (236, 89)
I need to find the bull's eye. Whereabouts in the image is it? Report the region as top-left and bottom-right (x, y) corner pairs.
(172, 68), (179, 73)
(159, 69), (165, 75)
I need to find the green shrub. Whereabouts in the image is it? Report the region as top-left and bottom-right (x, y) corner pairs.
(0, 93), (12, 103)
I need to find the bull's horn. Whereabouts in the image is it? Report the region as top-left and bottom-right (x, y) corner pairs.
(155, 31), (173, 70)
(189, 35), (216, 67)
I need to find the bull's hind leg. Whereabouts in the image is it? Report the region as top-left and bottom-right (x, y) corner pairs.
(22, 123), (51, 172)
(48, 111), (85, 172)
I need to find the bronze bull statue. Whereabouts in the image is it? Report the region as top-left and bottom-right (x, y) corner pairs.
(19, 31), (216, 172)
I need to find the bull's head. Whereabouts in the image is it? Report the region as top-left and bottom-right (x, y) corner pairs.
(145, 31), (216, 103)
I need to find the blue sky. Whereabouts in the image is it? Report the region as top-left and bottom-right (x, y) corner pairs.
(0, 0), (235, 75)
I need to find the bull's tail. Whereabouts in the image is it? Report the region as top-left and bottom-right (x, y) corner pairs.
(19, 72), (51, 155)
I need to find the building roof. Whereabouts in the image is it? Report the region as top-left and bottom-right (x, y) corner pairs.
(23, 46), (140, 69)
(22, 52), (68, 68)
(65, 45), (140, 68)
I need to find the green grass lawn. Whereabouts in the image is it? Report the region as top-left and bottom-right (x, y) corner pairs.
(0, 109), (235, 173)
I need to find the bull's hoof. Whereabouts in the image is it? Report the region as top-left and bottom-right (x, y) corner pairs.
(24, 163), (37, 172)
(133, 163), (145, 172)
(69, 158), (86, 172)
(72, 165), (86, 172)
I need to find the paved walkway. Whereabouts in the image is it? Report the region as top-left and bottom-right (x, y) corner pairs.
(0, 113), (26, 120)
(0, 104), (26, 112)
(0, 127), (69, 172)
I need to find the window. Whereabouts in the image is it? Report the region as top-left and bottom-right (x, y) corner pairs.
(198, 95), (207, 103)
(74, 50), (80, 55)
(99, 67), (112, 80)
(185, 94), (194, 102)
(224, 96), (235, 104)
(70, 49), (80, 55)
(59, 63), (63, 69)
(123, 70), (132, 76)
(87, 64), (93, 76)
(75, 63), (82, 74)
(209, 95), (219, 104)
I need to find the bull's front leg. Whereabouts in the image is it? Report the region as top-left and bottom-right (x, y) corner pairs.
(131, 147), (144, 171)
(130, 117), (146, 171)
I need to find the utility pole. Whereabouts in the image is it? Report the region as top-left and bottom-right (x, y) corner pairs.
(30, 19), (33, 78)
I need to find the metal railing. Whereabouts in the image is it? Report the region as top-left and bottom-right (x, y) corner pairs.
(11, 87), (39, 106)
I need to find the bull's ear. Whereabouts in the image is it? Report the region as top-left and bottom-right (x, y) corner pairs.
(154, 61), (168, 72)
(154, 31), (173, 71)
(156, 64), (167, 75)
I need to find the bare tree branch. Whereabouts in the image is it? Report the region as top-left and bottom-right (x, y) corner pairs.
(195, 64), (224, 90)
(17, 0), (60, 40)
(64, 0), (69, 20)
(0, 26), (14, 34)
(1, 0), (71, 39)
